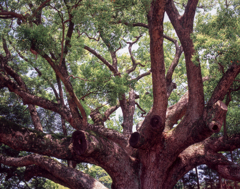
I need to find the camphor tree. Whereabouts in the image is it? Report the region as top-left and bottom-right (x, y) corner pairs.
(0, 0), (240, 188)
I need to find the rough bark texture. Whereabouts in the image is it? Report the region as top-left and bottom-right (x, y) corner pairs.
(0, 0), (240, 188)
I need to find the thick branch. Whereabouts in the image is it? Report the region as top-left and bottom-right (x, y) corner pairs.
(3, 64), (43, 132)
(0, 154), (107, 189)
(87, 124), (128, 147)
(166, 0), (204, 120)
(166, 100), (227, 161)
(0, 72), (74, 127)
(103, 104), (120, 121)
(180, 0), (199, 30)
(0, 11), (22, 19)
(24, 165), (70, 188)
(203, 134), (240, 153)
(165, 91), (188, 131)
(164, 136), (240, 188)
(205, 152), (240, 182)
(0, 117), (73, 159)
(41, 53), (87, 128)
(147, 0), (167, 118)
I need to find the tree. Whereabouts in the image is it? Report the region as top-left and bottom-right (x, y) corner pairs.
(0, 0), (240, 188)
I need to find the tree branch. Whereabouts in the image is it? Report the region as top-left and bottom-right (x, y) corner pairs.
(163, 135), (240, 188)
(126, 34), (143, 74)
(207, 64), (240, 107)
(0, 73), (74, 127)
(165, 99), (227, 164)
(205, 152), (240, 182)
(166, 0), (204, 120)
(165, 91), (188, 131)
(40, 53), (87, 128)
(147, 0), (168, 118)
(118, 21), (149, 28)
(130, 70), (151, 81)
(180, 0), (199, 30)
(3, 63), (43, 132)
(31, 0), (50, 19)
(84, 46), (120, 76)
(0, 11), (22, 19)
(165, 35), (183, 97)
(24, 165), (71, 188)
(0, 117), (73, 159)
(0, 154), (107, 189)
(103, 104), (120, 121)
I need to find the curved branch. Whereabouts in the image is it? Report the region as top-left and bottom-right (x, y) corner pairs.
(163, 134), (240, 188)
(103, 104), (120, 121)
(0, 154), (107, 189)
(165, 76), (211, 131)
(130, 70), (151, 81)
(165, 36), (183, 95)
(3, 63), (43, 132)
(84, 46), (119, 76)
(207, 64), (240, 107)
(41, 53), (87, 128)
(24, 165), (71, 188)
(126, 34), (143, 74)
(166, 100), (227, 161)
(165, 91), (188, 131)
(205, 152), (240, 182)
(0, 74), (74, 127)
(135, 102), (146, 117)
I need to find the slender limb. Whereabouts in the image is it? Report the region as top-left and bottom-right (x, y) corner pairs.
(207, 64), (240, 107)
(126, 34), (144, 74)
(130, 70), (151, 81)
(0, 72), (74, 127)
(84, 46), (119, 76)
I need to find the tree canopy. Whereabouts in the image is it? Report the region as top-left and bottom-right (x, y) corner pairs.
(0, 0), (240, 188)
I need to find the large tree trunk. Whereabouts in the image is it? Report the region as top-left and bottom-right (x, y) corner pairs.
(1, 0), (240, 189)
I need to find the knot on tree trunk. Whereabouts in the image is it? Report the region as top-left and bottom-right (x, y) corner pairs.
(72, 130), (87, 156)
(205, 100), (228, 133)
(72, 130), (100, 156)
(150, 115), (163, 131)
(129, 132), (145, 148)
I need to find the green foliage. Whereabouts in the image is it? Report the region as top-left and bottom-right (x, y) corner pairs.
(84, 165), (112, 188)
(43, 180), (69, 189)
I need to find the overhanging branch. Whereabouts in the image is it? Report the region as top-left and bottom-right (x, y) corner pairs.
(0, 154), (107, 189)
